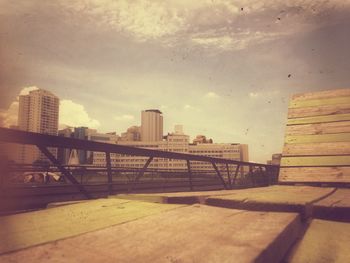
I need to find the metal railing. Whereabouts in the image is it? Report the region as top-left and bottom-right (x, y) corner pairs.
(0, 127), (279, 199)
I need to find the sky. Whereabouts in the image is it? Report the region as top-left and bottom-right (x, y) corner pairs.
(0, 0), (350, 163)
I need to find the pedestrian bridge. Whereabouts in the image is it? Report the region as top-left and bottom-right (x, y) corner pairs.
(0, 88), (349, 262)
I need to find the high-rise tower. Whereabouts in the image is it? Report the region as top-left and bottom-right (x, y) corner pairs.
(141, 109), (163, 141)
(18, 89), (59, 163)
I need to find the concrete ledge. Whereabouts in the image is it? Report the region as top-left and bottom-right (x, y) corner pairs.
(0, 199), (184, 255)
(0, 205), (303, 263)
(113, 188), (247, 204)
(287, 219), (350, 263)
(205, 186), (335, 220)
(313, 188), (350, 222)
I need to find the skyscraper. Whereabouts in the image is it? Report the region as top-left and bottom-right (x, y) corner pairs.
(141, 109), (163, 141)
(18, 89), (59, 163)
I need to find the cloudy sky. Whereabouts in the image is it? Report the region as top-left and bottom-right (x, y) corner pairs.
(1, 0), (350, 162)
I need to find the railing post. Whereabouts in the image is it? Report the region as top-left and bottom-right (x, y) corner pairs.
(225, 163), (232, 189)
(211, 162), (228, 190)
(232, 164), (240, 186)
(106, 152), (113, 195)
(187, 160), (193, 191)
(37, 145), (92, 199)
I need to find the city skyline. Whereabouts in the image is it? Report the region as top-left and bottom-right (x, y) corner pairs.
(1, 1), (350, 162)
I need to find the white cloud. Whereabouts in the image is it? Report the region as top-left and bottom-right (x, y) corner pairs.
(59, 0), (348, 51)
(60, 100), (100, 128)
(204, 92), (220, 98)
(249, 92), (259, 98)
(0, 101), (18, 127)
(0, 86), (40, 128)
(114, 114), (135, 121)
(19, 86), (39, 96)
(0, 93), (101, 129)
(184, 104), (200, 112)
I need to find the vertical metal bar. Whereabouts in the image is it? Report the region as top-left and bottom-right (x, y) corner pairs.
(232, 164), (240, 186)
(249, 165), (255, 186)
(106, 152), (113, 195)
(225, 163), (232, 188)
(258, 166), (264, 185)
(211, 162), (228, 189)
(37, 145), (92, 199)
(187, 160), (193, 191)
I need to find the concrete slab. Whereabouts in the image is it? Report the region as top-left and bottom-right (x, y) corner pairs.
(113, 188), (249, 204)
(313, 188), (350, 222)
(287, 219), (350, 263)
(0, 205), (303, 263)
(205, 185), (335, 219)
(0, 198), (184, 255)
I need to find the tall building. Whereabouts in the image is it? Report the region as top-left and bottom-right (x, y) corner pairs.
(120, 126), (141, 141)
(93, 125), (249, 174)
(141, 109), (163, 142)
(18, 89), (59, 163)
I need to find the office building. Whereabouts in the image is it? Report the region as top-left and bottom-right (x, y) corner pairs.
(141, 109), (163, 141)
(18, 89), (59, 163)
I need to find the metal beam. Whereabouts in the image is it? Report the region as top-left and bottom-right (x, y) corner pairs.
(232, 164), (240, 186)
(211, 162), (228, 189)
(129, 157), (153, 192)
(0, 128), (274, 168)
(37, 146), (92, 199)
(187, 160), (193, 191)
(225, 163), (232, 189)
(106, 152), (113, 194)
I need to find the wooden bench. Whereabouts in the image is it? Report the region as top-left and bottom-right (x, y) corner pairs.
(279, 88), (350, 185)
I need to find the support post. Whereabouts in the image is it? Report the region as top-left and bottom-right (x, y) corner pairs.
(106, 152), (113, 195)
(211, 162), (228, 189)
(225, 163), (232, 188)
(187, 160), (193, 191)
(129, 156), (153, 192)
(232, 164), (240, 186)
(37, 146), (92, 199)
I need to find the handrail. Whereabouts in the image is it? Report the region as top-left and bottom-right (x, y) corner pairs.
(0, 127), (275, 167)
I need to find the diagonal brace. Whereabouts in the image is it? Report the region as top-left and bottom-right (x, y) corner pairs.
(37, 145), (92, 199)
(129, 156), (153, 192)
(211, 162), (228, 190)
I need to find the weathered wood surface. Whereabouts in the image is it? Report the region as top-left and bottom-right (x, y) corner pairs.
(288, 104), (350, 118)
(205, 185), (334, 219)
(287, 219), (350, 263)
(287, 113), (350, 125)
(291, 88), (350, 101)
(0, 204), (302, 263)
(280, 89), (350, 184)
(0, 199), (184, 254)
(313, 189), (350, 221)
(285, 133), (350, 144)
(289, 96), (350, 109)
(279, 167), (350, 182)
(280, 156), (350, 167)
(286, 121), (350, 135)
(283, 142), (350, 156)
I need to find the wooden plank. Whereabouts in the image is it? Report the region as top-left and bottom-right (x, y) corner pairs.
(288, 104), (350, 118)
(292, 89), (350, 101)
(285, 133), (350, 144)
(286, 121), (350, 135)
(287, 113), (350, 125)
(0, 205), (303, 263)
(289, 97), (350, 109)
(283, 142), (350, 156)
(280, 156), (350, 167)
(279, 167), (350, 182)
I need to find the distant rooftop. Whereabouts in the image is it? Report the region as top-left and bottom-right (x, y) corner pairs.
(145, 109), (162, 114)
